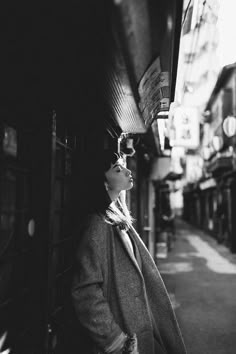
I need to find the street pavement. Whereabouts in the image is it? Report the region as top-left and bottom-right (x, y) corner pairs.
(157, 218), (236, 354)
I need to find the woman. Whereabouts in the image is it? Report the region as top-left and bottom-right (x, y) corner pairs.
(71, 151), (187, 354)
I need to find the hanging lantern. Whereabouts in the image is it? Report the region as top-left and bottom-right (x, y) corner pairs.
(202, 146), (211, 160)
(212, 136), (223, 151)
(223, 116), (236, 137)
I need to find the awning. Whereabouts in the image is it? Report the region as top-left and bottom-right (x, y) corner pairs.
(104, 0), (184, 138)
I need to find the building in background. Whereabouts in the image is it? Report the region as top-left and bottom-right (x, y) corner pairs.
(164, 0), (220, 218)
(174, 0), (236, 254)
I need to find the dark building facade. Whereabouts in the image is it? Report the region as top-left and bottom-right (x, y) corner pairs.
(0, 1), (183, 352)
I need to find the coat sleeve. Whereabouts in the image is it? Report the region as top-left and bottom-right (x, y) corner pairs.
(71, 214), (124, 351)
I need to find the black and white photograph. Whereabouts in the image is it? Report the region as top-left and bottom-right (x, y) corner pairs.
(1, 1), (236, 353)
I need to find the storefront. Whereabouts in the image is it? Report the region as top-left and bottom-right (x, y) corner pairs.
(0, 1), (183, 352)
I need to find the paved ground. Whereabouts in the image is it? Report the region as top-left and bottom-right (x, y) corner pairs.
(157, 218), (236, 354)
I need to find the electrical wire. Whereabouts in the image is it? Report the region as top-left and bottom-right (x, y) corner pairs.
(181, 0), (193, 29)
(181, 0), (208, 93)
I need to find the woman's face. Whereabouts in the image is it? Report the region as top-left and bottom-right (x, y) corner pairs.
(105, 158), (133, 193)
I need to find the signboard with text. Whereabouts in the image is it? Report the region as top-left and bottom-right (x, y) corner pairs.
(138, 57), (169, 126)
(169, 106), (199, 149)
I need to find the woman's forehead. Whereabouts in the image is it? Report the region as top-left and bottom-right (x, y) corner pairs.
(103, 151), (126, 171)
(108, 157), (125, 169)
(114, 157), (125, 166)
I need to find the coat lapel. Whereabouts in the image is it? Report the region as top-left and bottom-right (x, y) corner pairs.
(115, 226), (143, 277)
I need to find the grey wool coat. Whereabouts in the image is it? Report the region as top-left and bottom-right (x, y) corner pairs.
(71, 213), (187, 354)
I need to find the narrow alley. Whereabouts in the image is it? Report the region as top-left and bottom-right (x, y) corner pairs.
(158, 218), (236, 354)
(2, 2), (236, 353)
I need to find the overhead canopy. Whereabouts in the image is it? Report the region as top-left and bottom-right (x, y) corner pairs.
(163, 171), (183, 181)
(0, 1), (183, 137)
(105, 0), (184, 133)
(204, 62), (236, 115)
(150, 156), (171, 180)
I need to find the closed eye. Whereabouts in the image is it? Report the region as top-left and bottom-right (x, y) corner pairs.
(116, 166), (122, 172)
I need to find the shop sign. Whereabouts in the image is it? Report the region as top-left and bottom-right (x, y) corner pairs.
(169, 106), (199, 149)
(212, 135), (223, 151)
(185, 154), (203, 182)
(138, 57), (169, 126)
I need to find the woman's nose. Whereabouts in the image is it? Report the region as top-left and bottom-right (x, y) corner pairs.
(125, 168), (131, 176)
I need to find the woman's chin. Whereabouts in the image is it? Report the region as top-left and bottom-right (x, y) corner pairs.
(127, 181), (133, 190)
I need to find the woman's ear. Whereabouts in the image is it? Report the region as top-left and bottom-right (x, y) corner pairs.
(104, 182), (109, 191)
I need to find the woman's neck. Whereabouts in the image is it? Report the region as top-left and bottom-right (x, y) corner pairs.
(107, 190), (120, 202)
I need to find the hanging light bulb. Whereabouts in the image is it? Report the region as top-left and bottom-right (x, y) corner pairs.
(223, 116), (236, 137)
(120, 136), (136, 156)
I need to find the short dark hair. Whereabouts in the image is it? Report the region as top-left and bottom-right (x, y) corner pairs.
(103, 150), (133, 230)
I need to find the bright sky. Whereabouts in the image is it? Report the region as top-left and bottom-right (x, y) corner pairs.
(217, 0), (236, 66)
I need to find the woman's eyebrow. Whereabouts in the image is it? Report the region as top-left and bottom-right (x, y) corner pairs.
(113, 162), (120, 168)
(113, 161), (123, 168)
